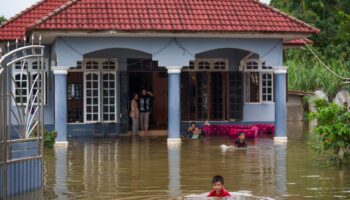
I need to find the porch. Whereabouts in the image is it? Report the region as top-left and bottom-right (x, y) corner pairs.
(50, 37), (287, 144)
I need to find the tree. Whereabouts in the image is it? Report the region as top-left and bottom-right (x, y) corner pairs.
(0, 16), (6, 25)
(309, 99), (350, 163)
(270, 0), (350, 98)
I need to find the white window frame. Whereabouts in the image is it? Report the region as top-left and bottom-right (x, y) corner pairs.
(81, 59), (118, 123)
(84, 72), (100, 123)
(243, 59), (274, 104)
(13, 72), (28, 105)
(261, 72), (274, 102)
(184, 58), (229, 71)
(12, 59), (48, 106)
(101, 72), (117, 122)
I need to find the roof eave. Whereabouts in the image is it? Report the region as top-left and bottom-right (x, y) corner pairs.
(27, 30), (314, 43)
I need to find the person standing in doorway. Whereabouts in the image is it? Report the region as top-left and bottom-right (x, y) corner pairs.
(130, 93), (140, 135)
(139, 89), (154, 136)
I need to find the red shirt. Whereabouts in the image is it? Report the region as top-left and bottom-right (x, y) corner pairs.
(207, 188), (231, 197)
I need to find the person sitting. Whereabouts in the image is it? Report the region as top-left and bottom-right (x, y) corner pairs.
(207, 175), (231, 198)
(191, 126), (201, 139)
(187, 122), (197, 138)
(234, 132), (247, 148)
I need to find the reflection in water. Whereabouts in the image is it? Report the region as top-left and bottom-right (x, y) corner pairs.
(168, 145), (181, 198)
(55, 147), (68, 199)
(274, 143), (287, 196)
(41, 122), (350, 199)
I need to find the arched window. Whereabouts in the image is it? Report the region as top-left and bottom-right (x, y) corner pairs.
(214, 61), (226, 70)
(85, 72), (100, 122)
(12, 60), (47, 105)
(244, 59), (274, 103)
(85, 61), (99, 70)
(102, 73), (116, 122)
(81, 59), (118, 123)
(246, 61), (258, 70)
(103, 61), (116, 70)
(14, 73), (28, 104)
(198, 61), (210, 70)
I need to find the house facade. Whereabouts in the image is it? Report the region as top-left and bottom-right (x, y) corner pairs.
(0, 0), (319, 145)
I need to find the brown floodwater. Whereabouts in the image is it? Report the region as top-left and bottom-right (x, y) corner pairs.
(40, 122), (350, 200)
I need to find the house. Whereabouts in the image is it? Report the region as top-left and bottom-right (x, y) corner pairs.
(0, 0), (319, 145)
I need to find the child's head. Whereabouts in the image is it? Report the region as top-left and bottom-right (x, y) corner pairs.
(238, 132), (245, 140)
(212, 175), (224, 191)
(190, 122), (196, 128)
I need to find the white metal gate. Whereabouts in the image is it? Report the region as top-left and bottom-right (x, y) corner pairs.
(0, 37), (45, 198)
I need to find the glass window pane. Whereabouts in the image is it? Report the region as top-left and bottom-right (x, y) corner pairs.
(93, 114), (98, 120)
(93, 90), (98, 96)
(103, 114), (109, 120)
(93, 106), (98, 112)
(249, 72), (259, 102)
(93, 98), (98, 104)
(109, 82), (115, 88)
(103, 98), (108, 104)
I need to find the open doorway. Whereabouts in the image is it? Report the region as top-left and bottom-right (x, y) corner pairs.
(128, 59), (168, 130)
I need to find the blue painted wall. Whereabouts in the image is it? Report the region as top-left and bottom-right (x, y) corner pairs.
(53, 37), (282, 67)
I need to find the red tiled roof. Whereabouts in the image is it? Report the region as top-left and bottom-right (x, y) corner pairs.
(1, 0), (320, 41)
(283, 38), (313, 47)
(0, 0), (68, 41)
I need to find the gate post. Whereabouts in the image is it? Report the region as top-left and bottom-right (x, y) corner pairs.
(52, 66), (70, 147)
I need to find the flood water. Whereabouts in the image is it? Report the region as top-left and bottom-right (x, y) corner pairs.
(42, 122), (350, 199)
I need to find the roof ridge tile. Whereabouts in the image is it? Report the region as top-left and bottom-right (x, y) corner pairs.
(29, 0), (80, 30)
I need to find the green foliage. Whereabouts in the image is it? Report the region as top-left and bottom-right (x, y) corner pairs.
(0, 16), (6, 25)
(271, 0), (350, 98)
(309, 99), (350, 162)
(44, 131), (57, 148)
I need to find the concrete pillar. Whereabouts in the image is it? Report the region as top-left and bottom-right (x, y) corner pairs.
(167, 66), (182, 145)
(52, 66), (70, 147)
(274, 67), (288, 142)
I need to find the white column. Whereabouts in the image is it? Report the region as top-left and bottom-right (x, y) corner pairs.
(52, 66), (70, 147)
(273, 66), (288, 143)
(167, 66), (182, 146)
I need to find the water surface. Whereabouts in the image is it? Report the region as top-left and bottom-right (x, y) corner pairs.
(43, 122), (350, 199)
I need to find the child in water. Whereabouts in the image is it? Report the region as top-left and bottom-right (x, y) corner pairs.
(191, 126), (201, 139)
(208, 175), (231, 198)
(234, 132), (247, 148)
(187, 122), (197, 138)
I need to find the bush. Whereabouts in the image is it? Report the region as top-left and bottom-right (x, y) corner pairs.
(309, 99), (350, 163)
(44, 131), (57, 148)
